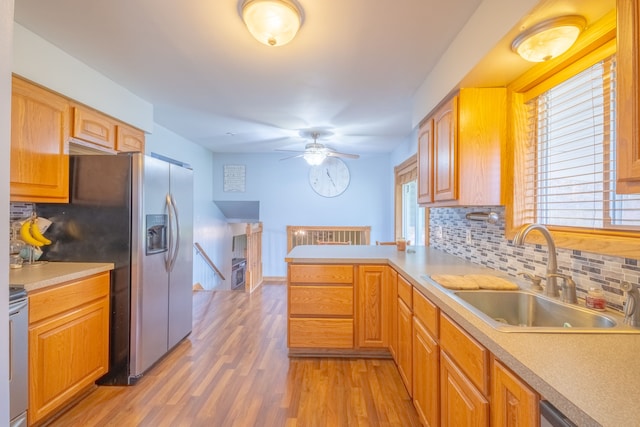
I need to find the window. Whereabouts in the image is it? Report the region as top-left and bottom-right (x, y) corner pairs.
(394, 155), (426, 246)
(401, 180), (426, 245)
(523, 55), (640, 230)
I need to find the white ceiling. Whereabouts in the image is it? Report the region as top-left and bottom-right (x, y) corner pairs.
(13, 0), (486, 155)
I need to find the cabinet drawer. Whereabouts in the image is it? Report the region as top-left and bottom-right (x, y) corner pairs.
(440, 313), (489, 395)
(289, 318), (353, 348)
(29, 272), (110, 324)
(413, 288), (438, 338)
(289, 264), (354, 284)
(289, 285), (353, 316)
(398, 274), (413, 308)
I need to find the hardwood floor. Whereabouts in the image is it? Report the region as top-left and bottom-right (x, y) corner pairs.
(49, 283), (421, 427)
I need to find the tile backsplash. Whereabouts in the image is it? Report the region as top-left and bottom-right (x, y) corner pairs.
(429, 206), (640, 312)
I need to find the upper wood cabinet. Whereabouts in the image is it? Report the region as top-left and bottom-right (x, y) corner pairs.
(417, 88), (506, 207)
(117, 123), (145, 152)
(433, 97), (458, 202)
(71, 103), (145, 153)
(417, 119), (433, 204)
(617, 0), (640, 193)
(10, 76), (70, 203)
(71, 103), (117, 150)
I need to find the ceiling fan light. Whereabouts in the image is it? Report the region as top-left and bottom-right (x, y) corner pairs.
(241, 0), (302, 47)
(304, 151), (326, 166)
(511, 15), (586, 62)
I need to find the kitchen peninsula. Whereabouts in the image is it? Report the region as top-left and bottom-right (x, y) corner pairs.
(285, 245), (640, 426)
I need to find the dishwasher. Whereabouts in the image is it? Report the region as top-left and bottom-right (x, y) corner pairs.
(540, 400), (577, 427)
(9, 286), (28, 427)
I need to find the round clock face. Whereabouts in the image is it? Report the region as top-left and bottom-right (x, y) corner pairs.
(308, 157), (351, 197)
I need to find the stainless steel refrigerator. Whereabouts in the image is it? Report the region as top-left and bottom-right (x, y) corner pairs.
(37, 152), (193, 385)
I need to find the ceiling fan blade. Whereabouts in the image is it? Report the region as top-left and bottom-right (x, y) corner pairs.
(275, 148), (305, 154)
(279, 154), (305, 161)
(327, 152), (360, 159)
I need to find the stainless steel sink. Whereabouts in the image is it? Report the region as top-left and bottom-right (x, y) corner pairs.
(449, 290), (639, 333)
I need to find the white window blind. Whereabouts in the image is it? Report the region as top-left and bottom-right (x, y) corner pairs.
(523, 56), (640, 230)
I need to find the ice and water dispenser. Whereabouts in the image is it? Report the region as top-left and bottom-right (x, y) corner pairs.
(146, 214), (168, 255)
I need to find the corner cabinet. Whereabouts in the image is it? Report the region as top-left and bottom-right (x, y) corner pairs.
(28, 272), (110, 425)
(10, 76), (70, 203)
(417, 88), (506, 206)
(616, 0), (640, 193)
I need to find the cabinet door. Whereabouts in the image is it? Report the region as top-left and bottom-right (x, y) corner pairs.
(28, 296), (109, 424)
(418, 118), (433, 204)
(617, 0), (640, 192)
(388, 268), (398, 360)
(491, 359), (539, 427)
(116, 123), (145, 152)
(433, 97), (458, 202)
(10, 76), (69, 203)
(397, 298), (413, 394)
(72, 104), (117, 150)
(440, 351), (489, 427)
(357, 265), (388, 348)
(413, 317), (439, 427)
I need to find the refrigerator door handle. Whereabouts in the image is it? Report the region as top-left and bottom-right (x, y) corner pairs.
(165, 193), (174, 271)
(168, 194), (181, 272)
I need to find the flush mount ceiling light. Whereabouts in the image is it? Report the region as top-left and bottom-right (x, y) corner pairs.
(241, 0), (302, 47)
(511, 15), (586, 62)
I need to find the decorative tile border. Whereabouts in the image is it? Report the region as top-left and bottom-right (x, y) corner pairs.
(429, 207), (640, 312)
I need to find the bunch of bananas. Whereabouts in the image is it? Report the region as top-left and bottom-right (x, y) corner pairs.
(19, 217), (52, 247)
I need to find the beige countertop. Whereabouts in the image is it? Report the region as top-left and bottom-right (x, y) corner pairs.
(286, 245), (640, 427)
(9, 262), (114, 292)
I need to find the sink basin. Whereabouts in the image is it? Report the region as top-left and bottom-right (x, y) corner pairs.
(449, 290), (638, 333)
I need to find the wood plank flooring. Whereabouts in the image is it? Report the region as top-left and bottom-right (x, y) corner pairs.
(49, 283), (421, 427)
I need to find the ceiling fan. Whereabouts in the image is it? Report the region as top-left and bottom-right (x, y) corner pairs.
(277, 131), (360, 165)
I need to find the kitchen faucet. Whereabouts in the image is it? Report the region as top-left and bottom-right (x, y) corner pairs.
(512, 224), (561, 298)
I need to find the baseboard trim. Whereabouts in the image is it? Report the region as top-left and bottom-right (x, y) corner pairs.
(262, 276), (286, 282)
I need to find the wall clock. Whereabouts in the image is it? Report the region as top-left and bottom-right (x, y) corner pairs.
(308, 157), (351, 197)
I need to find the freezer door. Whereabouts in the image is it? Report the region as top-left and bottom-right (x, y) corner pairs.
(133, 156), (170, 377)
(167, 163), (194, 349)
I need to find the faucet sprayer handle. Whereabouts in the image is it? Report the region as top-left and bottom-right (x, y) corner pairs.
(621, 282), (640, 327)
(518, 272), (543, 291)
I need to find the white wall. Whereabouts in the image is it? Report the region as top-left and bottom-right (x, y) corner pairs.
(412, 0), (538, 126)
(1, 1), (13, 424)
(12, 24), (153, 132)
(146, 124), (230, 290)
(212, 153), (393, 277)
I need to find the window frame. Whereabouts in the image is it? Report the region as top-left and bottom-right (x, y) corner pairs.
(394, 155), (428, 246)
(506, 10), (639, 259)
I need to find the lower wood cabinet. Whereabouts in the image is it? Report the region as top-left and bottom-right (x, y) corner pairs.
(440, 350), (489, 426)
(28, 272), (110, 425)
(491, 358), (540, 426)
(413, 288), (440, 427)
(357, 265), (389, 348)
(286, 263), (541, 425)
(397, 297), (413, 393)
(288, 264), (355, 350)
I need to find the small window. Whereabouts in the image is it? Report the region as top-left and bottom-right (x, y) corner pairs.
(401, 180), (426, 246)
(523, 55), (640, 230)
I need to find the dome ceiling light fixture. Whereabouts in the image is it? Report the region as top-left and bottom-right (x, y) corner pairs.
(240, 0), (303, 47)
(511, 15), (586, 62)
